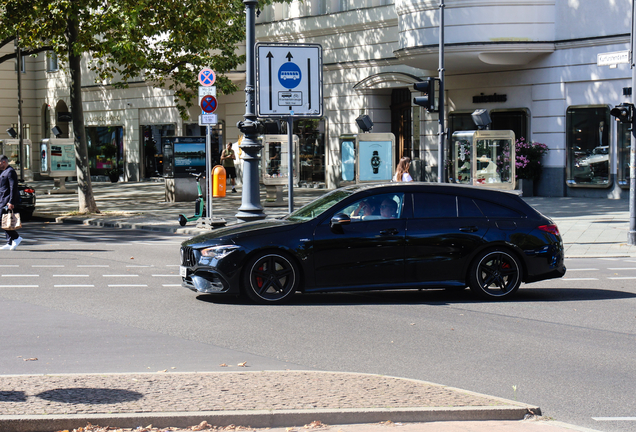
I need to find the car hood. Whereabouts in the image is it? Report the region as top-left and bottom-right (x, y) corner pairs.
(182, 219), (299, 246)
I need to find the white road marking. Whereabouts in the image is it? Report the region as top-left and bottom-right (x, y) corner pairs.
(77, 265), (109, 268)
(607, 267), (636, 270)
(565, 268), (599, 271)
(53, 275), (89, 278)
(1, 275), (39, 277)
(593, 417), (636, 421)
(152, 274), (180, 277)
(32, 265), (64, 268)
(561, 278), (599, 281)
(54, 285), (95, 288)
(608, 277), (636, 280)
(108, 284), (147, 287)
(0, 285), (39, 288)
(162, 284), (182, 287)
(0, 265), (19, 267)
(103, 274), (139, 277)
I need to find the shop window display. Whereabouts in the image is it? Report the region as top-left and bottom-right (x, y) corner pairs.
(618, 121), (631, 188)
(85, 126), (123, 175)
(284, 119), (325, 187)
(566, 106), (611, 187)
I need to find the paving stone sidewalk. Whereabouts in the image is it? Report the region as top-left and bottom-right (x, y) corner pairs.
(1, 371), (512, 416)
(1, 371), (545, 432)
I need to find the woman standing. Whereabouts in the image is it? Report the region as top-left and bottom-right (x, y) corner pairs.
(0, 155), (22, 250)
(393, 157), (413, 182)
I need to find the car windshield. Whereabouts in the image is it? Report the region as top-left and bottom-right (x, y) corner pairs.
(286, 189), (354, 222)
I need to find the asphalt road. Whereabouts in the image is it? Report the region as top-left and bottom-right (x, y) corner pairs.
(1, 221), (636, 432)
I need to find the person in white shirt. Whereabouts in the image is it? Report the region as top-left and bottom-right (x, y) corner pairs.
(393, 157), (413, 182)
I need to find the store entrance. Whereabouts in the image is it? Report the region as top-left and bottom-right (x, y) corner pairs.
(391, 88), (412, 162)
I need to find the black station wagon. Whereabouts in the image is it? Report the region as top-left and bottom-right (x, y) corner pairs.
(180, 183), (566, 303)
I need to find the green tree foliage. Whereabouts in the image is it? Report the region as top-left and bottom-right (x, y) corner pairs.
(0, 0), (284, 212)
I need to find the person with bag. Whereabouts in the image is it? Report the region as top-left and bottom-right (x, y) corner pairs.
(0, 155), (23, 250)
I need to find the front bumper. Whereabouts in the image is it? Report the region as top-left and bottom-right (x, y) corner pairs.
(180, 245), (241, 294)
(182, 270), (230, 293)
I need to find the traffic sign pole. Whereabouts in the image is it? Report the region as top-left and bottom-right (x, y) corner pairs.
(288, 115), (294, 213)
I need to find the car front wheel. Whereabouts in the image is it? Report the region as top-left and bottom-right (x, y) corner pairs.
(468, 249), (522, 299)
(243, 252), (299, 304)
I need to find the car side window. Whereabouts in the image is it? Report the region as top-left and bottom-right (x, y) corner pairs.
(340, 193), (404, 222)
(472, 198), (523, 218)
(458, 196), (484, 218)
(413, 193), (457, 218)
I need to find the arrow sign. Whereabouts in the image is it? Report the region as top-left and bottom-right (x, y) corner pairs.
(201, 95), (218, 113)
(256, 43), (323, 118)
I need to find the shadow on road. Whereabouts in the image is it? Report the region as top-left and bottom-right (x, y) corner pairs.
(196, 285), (636, 306)
(36, 388), (143, 404)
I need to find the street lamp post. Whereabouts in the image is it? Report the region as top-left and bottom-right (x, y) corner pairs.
(437, 0), (445, 183)
(236, 0), (266, 223)
(630, 0), (636, 245)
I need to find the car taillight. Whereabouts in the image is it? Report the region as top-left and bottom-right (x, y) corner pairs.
(538, 224), (560, 236)
(23, 188), (35, 194)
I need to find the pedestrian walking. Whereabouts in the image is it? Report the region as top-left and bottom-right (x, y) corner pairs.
(221, 142), (237, 193)
(0, 155), (23, 250)
(393, 156), (413, 182)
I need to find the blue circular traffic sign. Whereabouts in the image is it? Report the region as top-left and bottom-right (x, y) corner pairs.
(278, 62), (301, 89)
(198, 68), (216, 86)
(201, 95), (218, 113)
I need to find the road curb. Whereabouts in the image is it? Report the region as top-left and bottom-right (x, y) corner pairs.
(0, 406), (539, 432)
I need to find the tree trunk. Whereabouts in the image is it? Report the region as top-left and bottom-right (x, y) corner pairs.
(67, 13), (99, 214)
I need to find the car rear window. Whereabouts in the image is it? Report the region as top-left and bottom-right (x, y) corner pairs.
(472, 198), (524, 218)
(413, 193), (458, 218)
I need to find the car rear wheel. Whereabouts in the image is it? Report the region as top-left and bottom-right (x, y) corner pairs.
(243, 252), (299, 304)
(468, 249), (522, 299)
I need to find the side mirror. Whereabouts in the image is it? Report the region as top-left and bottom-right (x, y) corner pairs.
(330, 213), (351, 227)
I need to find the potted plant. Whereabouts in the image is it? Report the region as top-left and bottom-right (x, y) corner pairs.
(515, 137), (548, 196)
(107, 167), (123, 183)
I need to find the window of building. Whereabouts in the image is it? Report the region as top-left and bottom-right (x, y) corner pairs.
(43, 105), (51, 138)
(491, 109), (529, 141)
(566, 106), (611, 187)
(47, 51), (58, 72)
(141, 124), (175, 178)
(282, 118), (326, 186)
(9, 123), (30, 140)
(448, 109), (529, 142)
(85, 126), (124, 175)
(618, 121), (631, 188)
(15, 56), (25, 73)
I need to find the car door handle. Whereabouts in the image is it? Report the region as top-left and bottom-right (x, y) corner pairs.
(380, 228), (399, 236)
(459, 226), (479, 233)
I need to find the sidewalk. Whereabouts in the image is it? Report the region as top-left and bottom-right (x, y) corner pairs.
(3, 179), (615, 432)
(29, 178), (636, 258)
(0, 371), (595, 432)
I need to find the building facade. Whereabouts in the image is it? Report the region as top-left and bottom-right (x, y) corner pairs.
(1, 0), (633, 198)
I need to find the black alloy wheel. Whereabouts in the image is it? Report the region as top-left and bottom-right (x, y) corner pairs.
(243, 252), (299, 304)
(468, 249), (522, 299)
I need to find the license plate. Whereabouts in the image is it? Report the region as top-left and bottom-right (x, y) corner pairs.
(180, 266), (188, 277)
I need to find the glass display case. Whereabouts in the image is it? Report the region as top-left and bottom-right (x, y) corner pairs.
(449, 130), (515, 190)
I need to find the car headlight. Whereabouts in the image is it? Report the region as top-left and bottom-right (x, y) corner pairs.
(200, 245), (239, 259)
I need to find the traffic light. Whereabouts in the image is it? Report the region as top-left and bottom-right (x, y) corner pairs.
(610, 103), (634, 124)
(413, 78), (436, 111)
